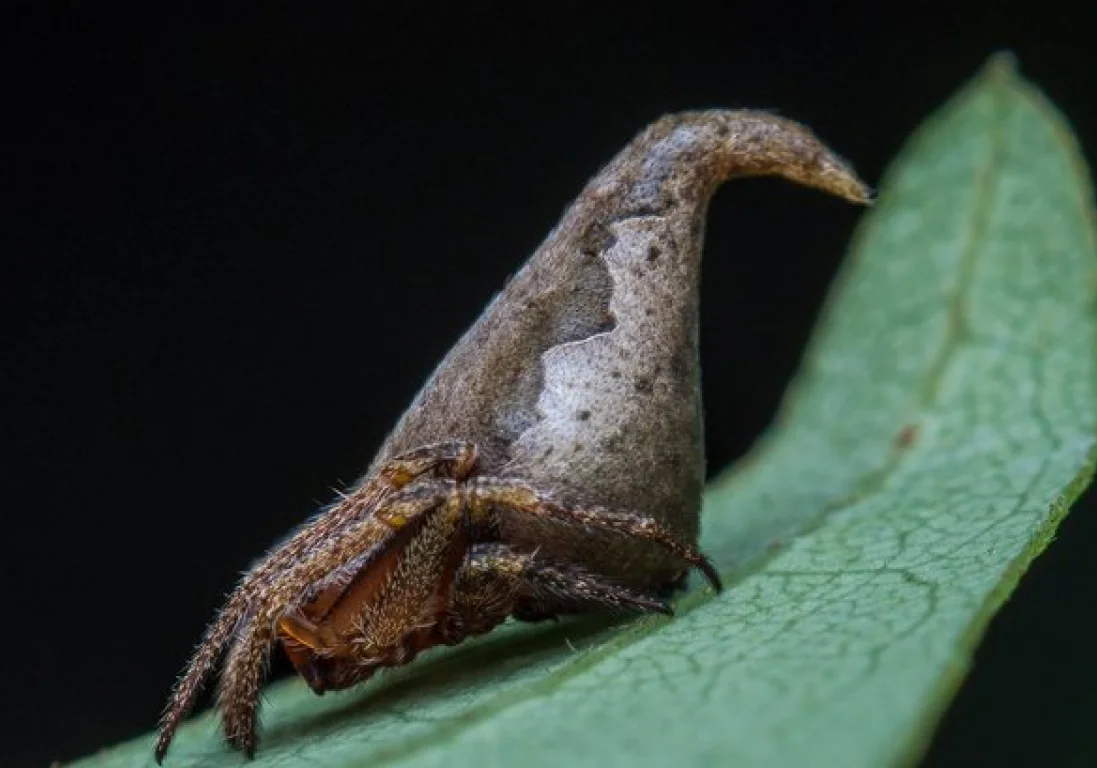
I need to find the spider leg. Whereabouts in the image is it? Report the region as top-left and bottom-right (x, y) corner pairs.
(450, 543), (672, 631)
(155, 440), (475, 764)
(217, 477), (464, 756)
(464, 477), (723, 592)
(375, 440), (478, 487)
(514, 553), (674, 618)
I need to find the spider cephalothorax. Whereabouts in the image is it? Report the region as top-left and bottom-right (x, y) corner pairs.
(155, 110), (869, 761)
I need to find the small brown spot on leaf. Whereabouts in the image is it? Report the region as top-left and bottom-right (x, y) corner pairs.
(894, 423), (919, 450)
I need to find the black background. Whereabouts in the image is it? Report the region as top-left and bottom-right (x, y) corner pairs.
(5, 2), (1097, 766)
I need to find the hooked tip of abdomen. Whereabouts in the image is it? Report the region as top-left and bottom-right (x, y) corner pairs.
(634, 109), (874, 207)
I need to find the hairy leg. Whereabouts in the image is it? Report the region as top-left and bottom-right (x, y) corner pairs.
(216, 478), (461, 754)
(447, 543), (672, 632)
(463, 477), (723, 592)
(155, 441), (475, 763)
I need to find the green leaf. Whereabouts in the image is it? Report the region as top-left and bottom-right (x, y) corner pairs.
(78, 55), (1096, 768)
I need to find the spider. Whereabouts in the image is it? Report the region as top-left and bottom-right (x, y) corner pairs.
(155, 440), (719, 761)
(154, 109), (867, 762)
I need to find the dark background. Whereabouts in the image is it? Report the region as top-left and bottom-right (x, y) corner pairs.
(4, 2), (1096, 766)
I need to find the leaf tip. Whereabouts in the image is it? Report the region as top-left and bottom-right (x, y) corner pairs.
(981, 50), (1022, 84)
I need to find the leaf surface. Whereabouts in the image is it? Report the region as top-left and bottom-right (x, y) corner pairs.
(77, 56), (1097, 768)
